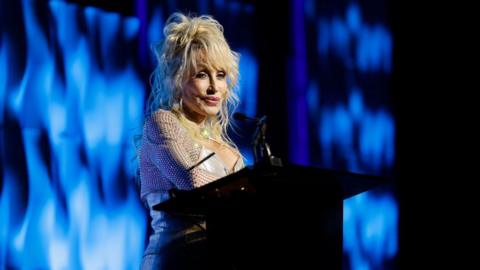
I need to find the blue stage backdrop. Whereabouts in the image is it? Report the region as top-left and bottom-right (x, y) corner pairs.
(0, 0), (398, 269)
(289, 1), (398, 269)
(0, 1), (146, 269)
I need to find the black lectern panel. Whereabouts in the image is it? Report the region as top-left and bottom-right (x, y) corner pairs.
(154, 164), (386, 269)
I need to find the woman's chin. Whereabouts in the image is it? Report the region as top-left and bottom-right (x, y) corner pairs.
(203, 107), (221, 116)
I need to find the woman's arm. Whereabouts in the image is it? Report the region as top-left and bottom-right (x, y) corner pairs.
(143, 110), (220, 189)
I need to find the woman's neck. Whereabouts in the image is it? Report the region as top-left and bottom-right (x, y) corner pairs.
(179, 110), (213, 140)
(182, 106), (206, 125)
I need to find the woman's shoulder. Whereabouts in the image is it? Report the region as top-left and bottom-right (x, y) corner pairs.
(149, 109), (178, 122)
(146, 109), (182, 128)
(145, 109), (184, 136)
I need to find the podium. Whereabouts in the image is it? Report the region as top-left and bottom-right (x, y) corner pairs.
(154, 164), (387, 269)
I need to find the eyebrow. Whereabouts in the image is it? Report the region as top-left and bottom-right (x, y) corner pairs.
(195, 67), (226, 73)
(195, 61), (226, 72)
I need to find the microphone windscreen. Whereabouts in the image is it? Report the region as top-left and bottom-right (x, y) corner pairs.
(233, 112), (248, 121)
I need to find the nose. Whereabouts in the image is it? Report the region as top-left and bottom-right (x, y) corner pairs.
(206, 86), (216, 95)
(207, 79), (217, 95)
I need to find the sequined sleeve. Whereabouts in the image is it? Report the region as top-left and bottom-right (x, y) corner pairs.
(142, 110), (221, 189)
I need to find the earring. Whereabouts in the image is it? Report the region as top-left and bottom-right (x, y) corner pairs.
(179, 98), (184, 112)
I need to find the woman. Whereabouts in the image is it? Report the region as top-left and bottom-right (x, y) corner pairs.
(138, 12), (244, 269)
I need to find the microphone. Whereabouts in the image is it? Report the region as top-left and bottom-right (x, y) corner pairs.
(233, 112), (258, 122)
(233, 112), (267, 127)
(233, 112), (281, 166)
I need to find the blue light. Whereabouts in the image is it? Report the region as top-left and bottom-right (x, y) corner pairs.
(214, 0), (225, 9)
(317, 19), (330, 55)
(346, 3), (362, 33)
(198, 0), (210, 14)
(0, 39), (7, 124)
(349, 88), (364, 121)
(316, 3), (392, 73)
(317, 90), (395, 173)
(309, 3), (397, 268)
(304, 0), (316, 20)
(239, 146), (254, 166)
(289, 0), (309, 165)
(0, 1), (146, 268)
(306, 81), (320, 118)
(147, 7), (164, 65)
(228, 1), (241, 13)
(331, 17), (350, 61)
(316, 89), (396, 268)
(237, 49), (258, 117)
(344, 191), (398, 269)
(356, 26), (392, 73)
(359, 110), (395, 171)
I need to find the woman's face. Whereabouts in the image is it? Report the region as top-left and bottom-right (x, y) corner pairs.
(181, 64), (228, 123)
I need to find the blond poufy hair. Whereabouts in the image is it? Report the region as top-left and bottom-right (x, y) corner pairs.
(147, 12), (241, 152)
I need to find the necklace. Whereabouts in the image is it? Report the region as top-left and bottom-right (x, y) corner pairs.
(200, 127), (211, 140)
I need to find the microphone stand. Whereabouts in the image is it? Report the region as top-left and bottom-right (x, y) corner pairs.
(252, 116), (282, 167)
